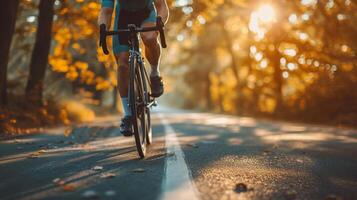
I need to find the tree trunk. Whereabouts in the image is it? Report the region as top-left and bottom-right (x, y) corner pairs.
(271, 49), (283, 115)
(0, 0), (20, 107)
(218, 17), (240, 86)
(204, 72), (212, 109)
(25, 0), (55, 105)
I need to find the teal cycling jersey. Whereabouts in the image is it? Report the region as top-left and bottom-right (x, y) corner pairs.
(102, 0), (154, 11)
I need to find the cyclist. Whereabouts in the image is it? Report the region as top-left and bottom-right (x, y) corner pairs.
(98, 0), (169, 136)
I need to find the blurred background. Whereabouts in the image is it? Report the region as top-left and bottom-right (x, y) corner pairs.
(1, 0), (356, 134)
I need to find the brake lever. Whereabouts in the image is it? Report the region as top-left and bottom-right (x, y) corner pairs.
(99, 24), (110, 55)
(156, 17), (167, 48)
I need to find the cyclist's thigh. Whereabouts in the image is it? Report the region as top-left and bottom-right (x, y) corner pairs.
(113, 8), (130, 54)
(115, 52), (130, 66)
(140, 8), (158, 39)
(113, 38), (130, 54)
(142, 8), (156, 24)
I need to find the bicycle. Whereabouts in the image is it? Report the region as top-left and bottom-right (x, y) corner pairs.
(99, 17), (167, 158)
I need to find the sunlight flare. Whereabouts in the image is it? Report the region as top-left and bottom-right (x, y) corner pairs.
(249, 4), (277, 40)
(257, 4), (276, 23)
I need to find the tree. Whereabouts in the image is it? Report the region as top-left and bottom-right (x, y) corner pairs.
(0, 0), (20, 106)
(25, 0), (55, 105)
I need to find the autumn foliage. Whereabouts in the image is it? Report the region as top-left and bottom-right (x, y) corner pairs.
(165, 0), (357, 126)
(1, 0), (356, 135)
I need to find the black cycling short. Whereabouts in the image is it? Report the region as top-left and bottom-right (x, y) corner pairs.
(117, 7), (155, 47)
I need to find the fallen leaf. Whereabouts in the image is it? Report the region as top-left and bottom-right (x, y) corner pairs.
(66, 141), (75, 145)
(262, 149), (271, 156)
(53, 178), (65, 186)
(186, 143), (199, 148)
(234, 183), (248, 193)
(52, 178), (61, 183)
(200, 141), (216, 144)
(285, 189), (297, 200)
(82, 190), (98, 199)
(64, 128), (72, 137)
(132, 168), (146, 173)
(28, 152), (41, 159)
(28, 155), (39, 159)
(92, 166), (103, 171)
(105, 190), (116, 196)
(325, 194), (342, 200)
(24, 142), (34, 145)
(62, 184), (76, 192)
(100, 173), (116, 179)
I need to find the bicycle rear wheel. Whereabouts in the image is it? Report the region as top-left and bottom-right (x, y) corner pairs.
(129, 57), (148, 158)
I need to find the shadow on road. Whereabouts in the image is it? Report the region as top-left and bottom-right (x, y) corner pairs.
(0, 119), (167, 200)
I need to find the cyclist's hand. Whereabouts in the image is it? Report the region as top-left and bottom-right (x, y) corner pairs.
(156, 16), (164, 28)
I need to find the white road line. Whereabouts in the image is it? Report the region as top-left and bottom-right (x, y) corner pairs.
(159, 113), (200, 200)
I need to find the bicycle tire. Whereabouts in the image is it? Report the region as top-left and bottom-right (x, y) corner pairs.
(146, 109), (152, 145)
(138, 62), (152, 145)
(129, 57), (147, 158)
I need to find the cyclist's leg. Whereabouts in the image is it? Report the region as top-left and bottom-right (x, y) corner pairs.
(114, 50), (134, 135)
(113, 29), (131, 116)
(140, 10), (161, 77)
(113, 5), (132, 118)
(115, 53), (129, 98)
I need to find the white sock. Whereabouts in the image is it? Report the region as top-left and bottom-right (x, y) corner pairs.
(121, 97), (131, 117)
(150, 64), (160, 77)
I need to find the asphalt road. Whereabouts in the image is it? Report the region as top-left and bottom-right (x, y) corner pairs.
(1, 108), (357, 200)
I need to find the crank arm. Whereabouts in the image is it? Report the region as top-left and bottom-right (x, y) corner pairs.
(147, 100), (158, 108)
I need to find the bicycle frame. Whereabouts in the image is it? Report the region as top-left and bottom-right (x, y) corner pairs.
(127, 25), (157, 108)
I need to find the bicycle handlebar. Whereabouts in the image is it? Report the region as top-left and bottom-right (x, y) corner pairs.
(99, 16), (167, 55)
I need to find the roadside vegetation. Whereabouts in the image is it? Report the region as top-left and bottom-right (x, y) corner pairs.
(0, 0), (118, 136)
(165, 0), (357, 127)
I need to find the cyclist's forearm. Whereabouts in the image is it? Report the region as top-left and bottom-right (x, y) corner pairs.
(98, 8), (113, 29)
(158, 9), (169, 24)
(155, 0), (169, 24)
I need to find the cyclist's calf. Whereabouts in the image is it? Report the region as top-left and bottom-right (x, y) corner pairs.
(115, 52), (130, 97)
(116, 52), (129, 67)
(141, 31), (160, 69)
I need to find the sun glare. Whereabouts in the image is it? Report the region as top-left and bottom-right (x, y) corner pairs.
(257, 4), (276, 23)
(249, 4), (276, 40)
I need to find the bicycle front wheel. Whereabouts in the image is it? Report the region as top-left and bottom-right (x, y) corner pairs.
(129, 57), (147, 158)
